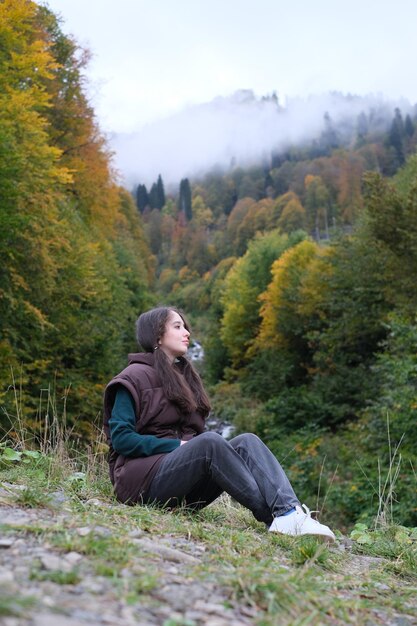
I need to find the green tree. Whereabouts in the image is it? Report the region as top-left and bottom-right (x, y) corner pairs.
(220, 230), (305, 371)
(136, 183), (149, 212)
(387, 107), (405, 169)
(154, 174), (166, 209)
(0, 1), (154, 437)
(178, 178), (192, 220)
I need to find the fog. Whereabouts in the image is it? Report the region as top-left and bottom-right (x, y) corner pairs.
(109, 91), (413, 190)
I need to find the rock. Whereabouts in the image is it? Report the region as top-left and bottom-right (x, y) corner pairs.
(84, 498), (109, 507)
(40, 553), (73, 572)
(48, 490), (69, 506)
(132, 537), (200, 564)
(10, 538), (26, 552)
(76, 524), (110, 537)
(0, 566), (14, 583)
(32, 614), (102, 626)
(0, 537), (14, 548)
(78, 578), (107, 594)
(64, 551), (83, 565)
(0, 509), (32, 525)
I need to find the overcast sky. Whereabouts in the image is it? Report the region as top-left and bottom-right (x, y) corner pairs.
(44, 0), (417, 135)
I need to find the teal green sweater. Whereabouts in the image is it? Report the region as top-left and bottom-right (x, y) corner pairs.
(109, 387), (181, 457)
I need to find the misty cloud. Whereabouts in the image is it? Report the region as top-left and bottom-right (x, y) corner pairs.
(109, 91), (413, 190)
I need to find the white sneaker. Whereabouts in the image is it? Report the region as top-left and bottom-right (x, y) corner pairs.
(269, 504), (336, 543)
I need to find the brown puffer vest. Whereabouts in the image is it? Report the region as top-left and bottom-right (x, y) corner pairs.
(103, 352), (206, 504)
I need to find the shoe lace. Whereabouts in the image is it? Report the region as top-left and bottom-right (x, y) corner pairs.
(301, 504), (320, 520)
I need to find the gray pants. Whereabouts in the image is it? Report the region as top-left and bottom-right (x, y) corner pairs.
(145, 432), (300, 524)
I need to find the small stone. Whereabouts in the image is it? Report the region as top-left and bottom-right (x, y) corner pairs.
(64, 551), (83, 565)
(0, 537), (14, 548)
(79, 578), (106, 594)
(194, 600), (228, 614)
(13, 565), (30, 577)
(85, 498), (107, 506)
(76, 526), (92, 536)
(0, 566), (14, 583)
(48, 491), (68, 505)
(132, 537), (199, 564)
(40, 553), (72, 572)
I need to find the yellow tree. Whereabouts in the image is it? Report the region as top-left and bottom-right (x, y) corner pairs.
(226, 197), (256, 253)
(0, 0), (70, 375)
(220, 230), (306, 370)
(235, 198), (275, 253)
(277, 196), (307, 233)
(192, 194), (214, 229)
(0, 2), (154, 434)
(256, 240), (320, 351)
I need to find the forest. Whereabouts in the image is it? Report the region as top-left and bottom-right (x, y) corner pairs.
(1, 0), (416, 531)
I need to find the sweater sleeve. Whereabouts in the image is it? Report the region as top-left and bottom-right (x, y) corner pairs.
(109, 387), (181, 457)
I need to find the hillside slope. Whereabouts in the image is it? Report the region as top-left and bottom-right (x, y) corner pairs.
(0, 454), (416, 626)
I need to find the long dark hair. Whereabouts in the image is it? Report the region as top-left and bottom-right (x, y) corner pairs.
(135, 306), (211, 417)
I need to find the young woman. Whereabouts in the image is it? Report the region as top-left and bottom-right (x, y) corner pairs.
(103, 306), (336, 542)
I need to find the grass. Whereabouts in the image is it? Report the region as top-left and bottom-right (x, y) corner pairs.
(30, 568), (82, 585)
(1, 453), (416, 625)
(0, 594), (38, 617)
(0, 395), (416, 626)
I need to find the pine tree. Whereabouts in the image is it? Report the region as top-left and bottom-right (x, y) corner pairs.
(178, 178), (192, 220)
(320, 112), (340, 152)
(156, 174), (166, 209)
(149, 182), (159, 209)
(404, 114), (415, 138)
(136, 183), (149, 212)
(388, 108), (405, 167)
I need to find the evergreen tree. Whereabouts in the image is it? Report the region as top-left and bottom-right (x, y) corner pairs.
(178, 178), (192, 220)
(404, 114), (415, 139)
(136, 183), (149, 212)
(320, 112), (340, 152)
(149, 182), (159, 209)
(388, 108), (405, 167)
(156, 174), (166, 209)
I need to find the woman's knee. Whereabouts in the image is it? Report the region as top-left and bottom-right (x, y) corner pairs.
(229, 432), (261, 449)
(198, 431), (227, 447)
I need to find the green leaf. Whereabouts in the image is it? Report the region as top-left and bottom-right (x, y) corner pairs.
(2, 448), (22, 461)
(350, 529), (374, 544)
(22, 450), (41, 459)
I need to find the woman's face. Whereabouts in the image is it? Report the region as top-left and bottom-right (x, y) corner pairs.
(159, 310), (190, 362)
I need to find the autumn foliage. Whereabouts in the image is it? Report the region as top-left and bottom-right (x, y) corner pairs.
(0, 0), (153, 438)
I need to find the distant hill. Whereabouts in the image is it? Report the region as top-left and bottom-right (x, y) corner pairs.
(110, 90), (415, 188)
